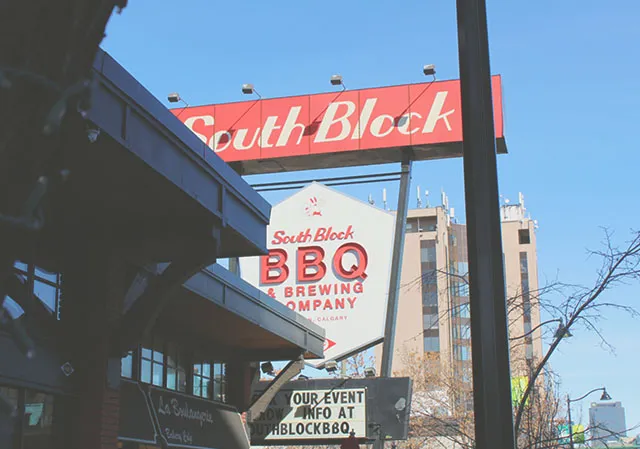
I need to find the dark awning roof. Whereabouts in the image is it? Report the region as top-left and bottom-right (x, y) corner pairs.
(156, 264), (325, 362)
(30, 49), (271, 270)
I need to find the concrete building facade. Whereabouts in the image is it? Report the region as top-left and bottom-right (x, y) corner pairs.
(375, 192), (543, 381)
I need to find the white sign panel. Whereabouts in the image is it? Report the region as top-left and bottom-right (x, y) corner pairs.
(240, 183), (395, 367)
(249, 388), (367, 442)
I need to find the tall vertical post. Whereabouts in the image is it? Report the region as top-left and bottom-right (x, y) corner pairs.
(380, 154), (413, 378)
(455, 1), (515, 449)
(567, 395), (575, 449)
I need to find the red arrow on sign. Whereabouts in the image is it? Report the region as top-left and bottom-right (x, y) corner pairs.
(324, 339), (337, 351)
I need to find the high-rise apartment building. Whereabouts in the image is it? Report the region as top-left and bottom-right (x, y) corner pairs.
(590, 401), (628, 443)
(375, 192), (543, 379)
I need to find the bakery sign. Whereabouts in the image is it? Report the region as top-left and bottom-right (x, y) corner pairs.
(239, 182), (395, 367)
(119, 380), (250, 449)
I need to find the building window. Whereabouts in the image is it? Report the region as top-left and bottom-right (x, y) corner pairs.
(13, 262), (62, 319)
(421, 239), (439, 351)
(0, 386), (57, 449)
(457, 346), (470, 361)
(406, 218), (419, 233)
(518, 229), (531, 245)
(459, 303), (470, 319)
(126, 338), (226, 402)
(406, 217), (437, 233)
(212, 363), (226, 402)
(423, 313), (438, 330)
(140, 337), (165, 387)
(461, 322), (471, 339)
(423, 328), (440, 353)
(193, 357), (226, 402)
(121, 351), (134, 379)
(423, 336), (440, 352)
(420, 240), (437, 264)
(23, 389), (55, 445)
(166, 342), (187, 393)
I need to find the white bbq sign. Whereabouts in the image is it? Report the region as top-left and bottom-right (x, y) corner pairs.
(249, 388), (367, 442)
(240, 183), (395, 367)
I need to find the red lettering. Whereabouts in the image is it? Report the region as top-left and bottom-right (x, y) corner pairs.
(319, 284), (331, 295)
(297, 246), (327, 282)
(313, 299), (322, 310)
(299, 300), (311, 312)
(333, 243), (368, 280)
(271, 230), (287, 245)
(314, 228), (327, 242)
(335, 298), (345, 309)
(260, 249), (289, 284)
(284, 286), (293, 297)
(324, 299), (333, 310)
(296, 286), (305, 297)
(286, 301), (296, 310)
(308, 285), (317, 296)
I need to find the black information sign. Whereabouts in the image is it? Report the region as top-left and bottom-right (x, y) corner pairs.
(250, 377), (412, 446)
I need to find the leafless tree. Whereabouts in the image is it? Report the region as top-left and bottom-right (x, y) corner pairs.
(397, 229), (640, 449)
(513, 229), (640, 442)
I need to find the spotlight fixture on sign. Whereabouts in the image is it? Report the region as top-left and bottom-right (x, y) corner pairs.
(423, 64), (437, 80)
(242, 83), (261, 98)
(261, 361), (275, 375)
(364, 367), (376, 378)
(167, 92), (190, 117)
(330, 74), (346, 91)
(325, 360), (338, 373)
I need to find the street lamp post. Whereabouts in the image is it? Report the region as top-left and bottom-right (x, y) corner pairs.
(566, 387), (611, 449)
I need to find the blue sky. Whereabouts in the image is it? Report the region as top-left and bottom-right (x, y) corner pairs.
(103, 0), (640, 430)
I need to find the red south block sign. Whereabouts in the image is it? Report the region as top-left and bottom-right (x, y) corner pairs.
(172, 76), (504, 172)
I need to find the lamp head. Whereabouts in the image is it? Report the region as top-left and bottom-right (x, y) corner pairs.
(325, 360), (338, 373)
(260, 361), (274, 375)
(330, 74), (343, 86)
(167, 92), (181, 103)
(600, 389), (612, 401)
(242, 83), (255, 95)
(423, 64), (436, 76)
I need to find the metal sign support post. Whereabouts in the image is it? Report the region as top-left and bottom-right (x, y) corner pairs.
(455, 1), (516, 449)
(375, 153), (412, 449)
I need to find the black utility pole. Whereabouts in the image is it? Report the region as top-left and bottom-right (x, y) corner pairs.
(455, 1), (516, 449)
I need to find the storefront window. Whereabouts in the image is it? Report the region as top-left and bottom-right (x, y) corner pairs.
(193, 357), (211, 399)
(166, 343), (187, 393)
(121, 351), (134, 379)
(128, 339), (226, 402)
(212, 363), (226, 402)
(193, 357), (226, 402)
(23, 390), (54, 448)
(0, 386), (56, 449)
(140, 337), (164, 387)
